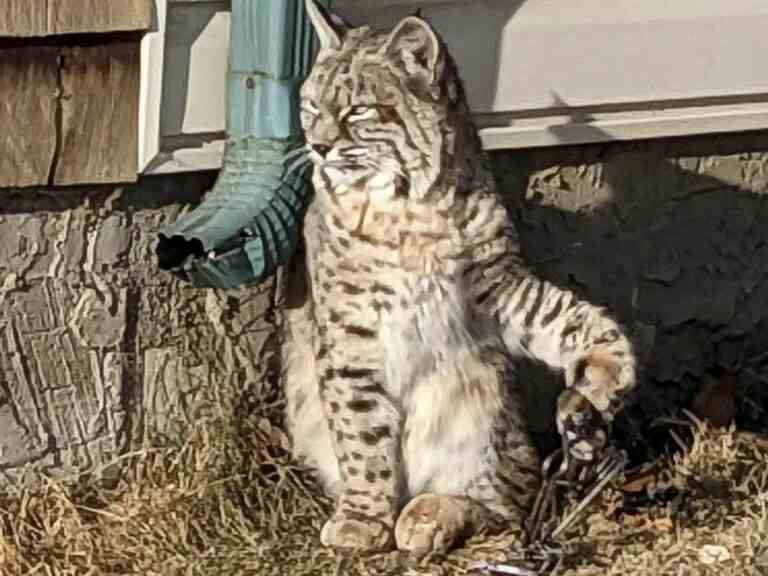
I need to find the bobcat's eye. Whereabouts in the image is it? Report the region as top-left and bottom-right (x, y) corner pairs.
(343, 106), (377, 124)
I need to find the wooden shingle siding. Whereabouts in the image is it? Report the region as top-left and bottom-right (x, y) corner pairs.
(0, 47), (58, 188)
(0, 1), (149, 187)
(0, 1), (47, 36)
(0, 0), (153, 37)
(0, 42), (141, 188)
(55, 43), (140, 185)
(49, 0), (153, 35)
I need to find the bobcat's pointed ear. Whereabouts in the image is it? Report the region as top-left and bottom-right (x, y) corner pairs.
(384, 16), (443, 87)
(305, 0), (345, 51)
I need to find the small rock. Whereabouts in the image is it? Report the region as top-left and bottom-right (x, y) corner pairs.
(698, 544), (731, 565)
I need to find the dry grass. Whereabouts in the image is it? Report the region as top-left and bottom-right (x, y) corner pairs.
(560, 422), (768, 576)
(0, 406), (766, 575)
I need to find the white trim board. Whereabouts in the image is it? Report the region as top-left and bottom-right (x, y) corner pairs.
(139, 0), (768, 174)
(477, 99), (768, 150)
(139, 0), (230, 174)
(143, 141), (226, 174)
(138, 0), (166, 173)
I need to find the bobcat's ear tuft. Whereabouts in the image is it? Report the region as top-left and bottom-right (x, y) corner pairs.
(305, 0), (346, 51)
(384, 16), (444, 87)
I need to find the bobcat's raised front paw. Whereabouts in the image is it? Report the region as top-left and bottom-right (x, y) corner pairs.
(556, 388), (608, 463)
(320, 512), (395, 551)
(394, 494), (473, 558)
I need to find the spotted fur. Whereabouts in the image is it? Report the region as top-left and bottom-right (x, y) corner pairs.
(283, 0), (637, 555)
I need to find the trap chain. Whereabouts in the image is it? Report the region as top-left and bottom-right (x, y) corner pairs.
(471, 445), (628, 576)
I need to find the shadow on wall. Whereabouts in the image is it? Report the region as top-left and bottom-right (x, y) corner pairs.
(489, 103), (768, 434)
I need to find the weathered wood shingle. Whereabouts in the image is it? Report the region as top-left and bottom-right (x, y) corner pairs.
(55, 43), (140, 185)
(49, 0), (153, 35)
(0, 0), (147, 187)
(0, 0), (153, 37)
(0, 1), (47, 36)
(0, 47), (58, 188)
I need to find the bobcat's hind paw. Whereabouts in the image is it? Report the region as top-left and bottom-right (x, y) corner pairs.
(395, 494), (474, 558)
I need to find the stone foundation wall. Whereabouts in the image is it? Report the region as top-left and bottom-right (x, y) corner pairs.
(1, 130), (767, 484)
(492, 130), (768, 427)
(0, 174), (279, 486)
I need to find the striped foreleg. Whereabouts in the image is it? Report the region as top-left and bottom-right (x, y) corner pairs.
(493, 275), (637, 461)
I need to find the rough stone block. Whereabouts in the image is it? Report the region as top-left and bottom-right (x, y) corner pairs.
(0, 177), (279, 486)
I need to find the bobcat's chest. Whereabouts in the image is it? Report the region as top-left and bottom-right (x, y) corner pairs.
(317, 190), (464, 276)
(304, 191), (482, 395)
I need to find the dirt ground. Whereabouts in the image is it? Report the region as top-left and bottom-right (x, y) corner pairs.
(1, 389), (766, 576)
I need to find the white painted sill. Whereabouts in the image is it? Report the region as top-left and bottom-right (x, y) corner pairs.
(139, 0), (768, 174)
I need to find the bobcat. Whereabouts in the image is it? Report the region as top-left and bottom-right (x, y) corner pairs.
(283, 0), (637, 557)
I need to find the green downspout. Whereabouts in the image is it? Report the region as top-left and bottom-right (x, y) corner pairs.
(156, 0), (327, 289)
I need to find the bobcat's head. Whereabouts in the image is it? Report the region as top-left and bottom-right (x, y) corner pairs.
(301, 0), (465, 202)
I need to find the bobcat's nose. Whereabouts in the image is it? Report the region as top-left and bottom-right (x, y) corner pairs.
(311, 143), (333, 158)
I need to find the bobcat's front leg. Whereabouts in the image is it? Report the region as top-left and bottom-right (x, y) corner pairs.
(317, 327), (402, 551)
(495, 276), (637, 462)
